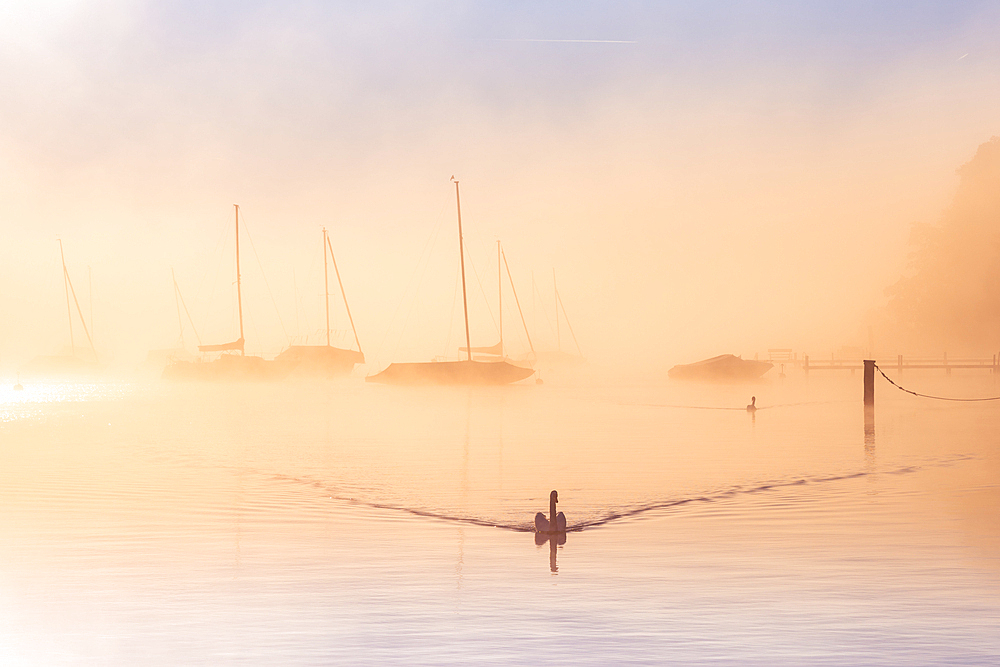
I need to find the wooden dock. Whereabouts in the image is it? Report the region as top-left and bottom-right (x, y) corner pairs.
(801, 353), (1000, 375)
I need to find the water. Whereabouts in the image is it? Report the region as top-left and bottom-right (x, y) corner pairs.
(0, 373), (998, 664)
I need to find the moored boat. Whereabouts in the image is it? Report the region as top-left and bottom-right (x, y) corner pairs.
(367, 178), (535, 386)
(523, 270), (584, 370)
(162, 205), (288, 382)
(21, 241), (103, 380)
(668, 354), (772, 381)
(366, 358), (533, 385)
(276, 345), (364, 376)
(275, 227), (365, 377)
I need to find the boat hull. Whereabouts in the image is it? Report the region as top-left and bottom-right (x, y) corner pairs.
(162, 353), (289, 381)
(366, 359), (534, 386)
(274, 345), (363, 377)
(668, 354), (772, 382)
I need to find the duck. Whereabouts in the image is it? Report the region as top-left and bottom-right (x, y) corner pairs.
(746, 396), (757, 412)
(534, 490), (567, 534)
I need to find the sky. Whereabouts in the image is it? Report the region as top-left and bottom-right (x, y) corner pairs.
(1, 1), (999, 373)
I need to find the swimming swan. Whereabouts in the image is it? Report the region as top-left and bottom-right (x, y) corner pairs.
(746, 396), (757, 412)
(535, 490), (567, 534)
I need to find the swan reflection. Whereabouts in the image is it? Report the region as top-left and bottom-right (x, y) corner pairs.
(534, 530), (566, 573)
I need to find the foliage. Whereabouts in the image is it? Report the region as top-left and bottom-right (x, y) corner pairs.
(886, 137), (1000, 352)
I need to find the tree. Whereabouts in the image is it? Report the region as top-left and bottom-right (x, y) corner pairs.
(886, 137), (1000, 353)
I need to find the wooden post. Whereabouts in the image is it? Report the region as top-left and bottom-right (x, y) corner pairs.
(944, 351), (950, 376)
(804, 355), (809, 376)
(863, 359), (875, 407)
(897, 354), (903, 374)
(864, 359), (875, 447)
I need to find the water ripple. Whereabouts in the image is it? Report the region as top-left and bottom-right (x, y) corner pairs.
(261, 456), (971, 534)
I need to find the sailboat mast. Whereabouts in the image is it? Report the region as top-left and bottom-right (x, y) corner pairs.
(497, 240), (502, 357)
(553, 268), (560, 352)
(59, 239), (74, 355)
(326, 234), (363, 356)
(59, 242), (97, 358)
(323, 227), (330, 347)
(453, 178), (472, 362)
(235, 204), (244, 355)
(501, 247), (533, 354)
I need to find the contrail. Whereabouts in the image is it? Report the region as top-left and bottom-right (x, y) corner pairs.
(485, 38), (637, 44)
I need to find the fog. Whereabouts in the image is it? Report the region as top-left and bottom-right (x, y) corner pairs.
(3, 1), (1000, 375)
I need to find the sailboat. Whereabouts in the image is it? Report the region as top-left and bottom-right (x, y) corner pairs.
(459, 240), (535, 364)
(20, 240), (101, 378)
(366, 179), (535, 386)
(530, 270), (585, 369)
(145, 268), (199, 367)
(162, 205), (288, 381)
(274, 227), (365, 376)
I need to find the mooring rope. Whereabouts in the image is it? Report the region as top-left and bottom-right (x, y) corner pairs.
(874, 364), (1000, 402)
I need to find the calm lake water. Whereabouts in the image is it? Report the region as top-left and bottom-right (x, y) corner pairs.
(0, 370), (998, 664)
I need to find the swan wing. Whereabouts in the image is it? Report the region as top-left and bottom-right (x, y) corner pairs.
(555, 511), (567, 532)
(534, 512), (550, 533)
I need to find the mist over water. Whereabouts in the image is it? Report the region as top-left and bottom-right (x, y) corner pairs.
(2, 372), (1000, 664)
(3, 2), (1000, 664)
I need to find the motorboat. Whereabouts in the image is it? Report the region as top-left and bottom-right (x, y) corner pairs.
(668, 354), (772, 381)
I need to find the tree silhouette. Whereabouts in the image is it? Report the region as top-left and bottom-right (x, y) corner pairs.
(887, 137), (1000, 352)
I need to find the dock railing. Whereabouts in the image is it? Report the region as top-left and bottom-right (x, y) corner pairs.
(802, 353), (1000, 375)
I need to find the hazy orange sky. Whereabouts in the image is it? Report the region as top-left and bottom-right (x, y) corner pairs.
(2, 1), (999, 372)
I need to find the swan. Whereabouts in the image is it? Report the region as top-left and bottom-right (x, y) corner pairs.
(534, 490), (566, 534)
(746, 396), (757, 412)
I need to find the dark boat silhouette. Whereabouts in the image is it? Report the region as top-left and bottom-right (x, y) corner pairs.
(275, 227), (365, 377)
(163, 205), (288, 382)
(367, 358), (532, 385)
(668, 354), (772, 382)
(367, 178), (534, 386)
